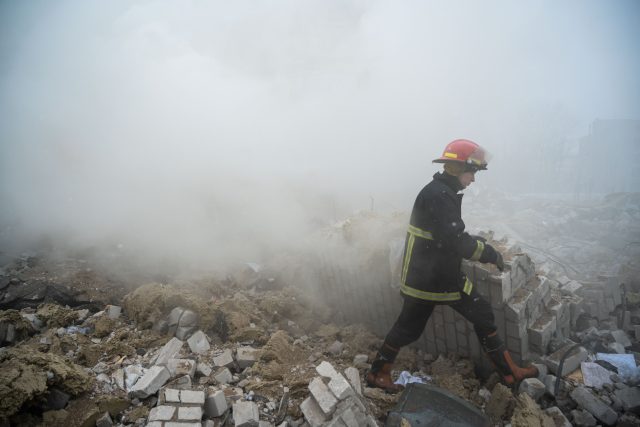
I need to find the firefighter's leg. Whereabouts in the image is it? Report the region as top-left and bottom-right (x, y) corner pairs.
(452, 289), (538, 385)
(367, 297), (434, 393)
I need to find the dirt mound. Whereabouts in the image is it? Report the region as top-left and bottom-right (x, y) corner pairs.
(511, 393), (555, 427)
(0, 345), (93, 418)
(0, 309), (35, 344)
(36, 303), (80, 328)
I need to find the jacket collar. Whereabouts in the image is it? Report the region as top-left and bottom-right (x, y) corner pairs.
(433, 172), (464, 193)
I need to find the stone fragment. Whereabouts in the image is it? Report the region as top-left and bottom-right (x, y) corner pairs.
(236, 346), (258, 369)
(344, 367), (362, 395)
(178, 406), (203, 421)
(205, 390), (229, 417)
(96, 412), (113, 427)
(545, 343), (589, 376)
(614, 386), (640, 412)
(518, 378), (545, 401)
(46, 388), (70, 410)
(315, 361), (354, 400)
(181, 389), (205, 405)
(215, 367), (233, 384)
(213, 349), (234, 367)
(165, 423), (202, 427)
(353, 354), (368, 365)
(129, 365), (171, 399)
(570, 386), (618, 425)
(233, 400), (260, 427)
(532, 363), (548, 380)
(328, 340), (344, 355)
(107, 305), (121, 319)
(155, 337), (184, 366)
(544, 407), (571, 427)
(149, 405), (176, 421)
(197, 362), (212, 377)
(300, 396), (326, 427)
(168, 374), (193, 390)
(164, 388), (181, 403)
(308, 377), (338, 416)
(187, 330), (210, 354)
(607, 342), (626, 354)
(571, 409), (597, 427)
(167, 358), (197, 378)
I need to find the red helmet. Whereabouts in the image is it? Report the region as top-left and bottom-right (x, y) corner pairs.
(432, 139), (489, 170)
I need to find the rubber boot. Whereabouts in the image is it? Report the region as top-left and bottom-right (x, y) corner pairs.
(366, 343), (403, 393)
(483, 332), (538, 386)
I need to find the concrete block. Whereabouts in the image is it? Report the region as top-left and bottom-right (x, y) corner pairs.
(560, 280), (582, 296)
(635, 325), (640, 340)
(187, 330), (210, 354)
(570, 386), (618, 426)
(168, 359), (197, 378)
(164, 388), (181, 403)
(96, 412), (113, 427)
(232, 400), (260, 427)
(213, 349), (234, 367)
(518, 378), (545, 401)
(309, 377), (338, 416)
(205, 390), (228, 417)
(169, 307), (186, 327)
(197, 362), (212, 377)
(488, 272), (512, 307)
(353, 354), (368, 364)
(165, 423), (202, 427)
(214, 367), (233, 384)
(506, 334), (528, 358)
(155, 337), (184, 366)
(328, 340), (344, 355)
(570, 409), (597, 427)
(236, 346), (258, 369)
(532, 363), (547, 380)
(528, 313), (556, 352)
(180, 389), (205, 405)
(129, 365), (170, 399)
(505, 318), (527, 339)
(149, 405), (176, 421)
(315, 361), (354, 400)
(175, 325), (196, 340)
(444, 323), (457, 352)
(505, 287), (531, 323)
(545, 343), (589, 376)
(614, 387), (640, 412)
(344, 367), (361, 395)
(607, 329), (632, 348)
(107, 305), (121, 319)
(178, 406), (203, 421)
(509, 254), (535, 292)
(301, 396), (326, 427)
(545, 406), (571, 427)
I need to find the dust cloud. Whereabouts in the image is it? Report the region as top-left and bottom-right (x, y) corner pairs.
(1, 0), (639, 269)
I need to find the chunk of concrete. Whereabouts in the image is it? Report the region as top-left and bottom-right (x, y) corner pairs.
(614, 387), (640, 412)
(164, 388), (181, 403)
(300, 396), (327, 427)
(205, 390), (228, 417)
(107, 305), (121, 319)
(213, 349), (234, 367)
(128, 365), (171, 399)
(518, 378), (545, 401)
(95, 412), (113, 427)
(328, 340), (344, 356)
(236, 346), (258, 369)
(214, 367), (233, 384)
(187, 330), (210, 354)
(353, 354), (368, 365)
(570, 386), (618, 426)
(167, 359), (197, 378)
(154, 337), (184, 366)
(309, 377), (338, 416)
(315, 361), (354, 400)
(232, 400), (260, 427)
(544, 406), (571, 427)
(180, 389), (205, 405)
(178, 406), (203, 421)
(545, 343), (589, 376)
(197, 362), (212, 377)
(344, 367), (362, 395)
(149, 405), (176, 421)
(571, 409), (597, 427)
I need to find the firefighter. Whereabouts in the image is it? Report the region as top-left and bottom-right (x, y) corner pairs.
(366, 139), (538, 392)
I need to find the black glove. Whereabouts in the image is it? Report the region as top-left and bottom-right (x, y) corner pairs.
(495, 251), (504, 272)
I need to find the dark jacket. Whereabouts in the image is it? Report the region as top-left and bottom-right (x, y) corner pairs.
(400, 172), (497, 302)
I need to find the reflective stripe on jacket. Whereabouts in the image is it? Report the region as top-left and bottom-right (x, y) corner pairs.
(400, 172), (496, 302)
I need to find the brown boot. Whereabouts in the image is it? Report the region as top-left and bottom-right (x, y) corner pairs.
(488, 349), (538, 386)
(366, 362), (403, 393)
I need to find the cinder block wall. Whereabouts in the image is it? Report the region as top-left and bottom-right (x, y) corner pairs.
(311, 244), (542, 364)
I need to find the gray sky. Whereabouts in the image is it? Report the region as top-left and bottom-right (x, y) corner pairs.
(1, 0), (639, 265)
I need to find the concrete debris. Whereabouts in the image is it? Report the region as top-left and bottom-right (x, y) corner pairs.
(518, 378), (546, 401)
(545, 343), (589, 376)
(129, 365), (171, 399)
(570, 386), (618, 425)
(187, 330), (210, 354)
(236, 346), (258, 369)
(154, 337), (185, 366)
(571, 409), (597, 427)
(233, 400), (260, 427)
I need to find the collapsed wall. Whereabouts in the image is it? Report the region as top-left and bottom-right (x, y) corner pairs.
(306, 213), (625, 364)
